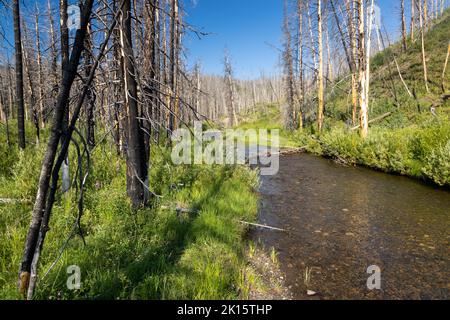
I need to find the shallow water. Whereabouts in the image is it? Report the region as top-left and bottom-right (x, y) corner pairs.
(251, 153), (450, 300)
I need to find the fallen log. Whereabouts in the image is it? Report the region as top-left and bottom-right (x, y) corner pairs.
(350, 112), (393, 131)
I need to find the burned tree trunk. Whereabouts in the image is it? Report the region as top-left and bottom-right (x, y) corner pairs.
(60, 0), (71, 193)
(13, 0), (26, 149)
(84, 24), (96, 149)
(143, 0), (157, 157)
(18, 0), (95, 298)
(119, 0), (148, 207)
(169, 0), (179, 132)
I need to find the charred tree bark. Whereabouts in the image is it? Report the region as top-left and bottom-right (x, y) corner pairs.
(60, 0), (71, 193)
(143, 0), (157, 158)
(119, 0), (148, 207)
(169, 0), (179, 132)
(84, 24), (96, 149)
(13, 0), (26, 149)
(18, 0), (95, 298)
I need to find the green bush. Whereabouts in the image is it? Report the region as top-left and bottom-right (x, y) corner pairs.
(422, 141), (450, 186)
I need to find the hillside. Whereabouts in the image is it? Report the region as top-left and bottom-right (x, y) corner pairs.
(325, 9), (450, 127)
(238, 9), (450, 187)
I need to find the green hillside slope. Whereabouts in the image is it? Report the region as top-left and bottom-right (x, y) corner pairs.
(241, 9), (450, 186)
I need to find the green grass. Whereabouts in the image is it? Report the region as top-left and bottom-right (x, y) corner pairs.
(0, 125), (259, 299)
(235, 103), (304, 148)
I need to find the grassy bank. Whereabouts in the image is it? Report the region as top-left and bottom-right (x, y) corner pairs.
(300, 121), (450, 187)
(0, 124), (259, 299)
(237, 103), (450, 187)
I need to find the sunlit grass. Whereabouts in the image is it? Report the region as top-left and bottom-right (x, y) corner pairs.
(0, 125), (259, 300)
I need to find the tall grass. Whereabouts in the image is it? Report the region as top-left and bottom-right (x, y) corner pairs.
(0, 125), (259, 299)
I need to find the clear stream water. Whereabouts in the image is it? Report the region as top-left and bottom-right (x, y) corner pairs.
(250, 153), (450, 300)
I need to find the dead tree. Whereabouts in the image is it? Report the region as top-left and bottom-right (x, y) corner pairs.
(168, 0), (179, 132)
(84, 24), (95, 149)
(283, 0), (296, 130)
(60, 0), (71, 193)
(348, 0), (358, 125)
(411, 0), (416, 40)
(317, 0), (325, 132)
(120, 0), (148, 207)
(357, 0), (368, 138)
(22, 22), (40, 143)
(35, 10), (45, 128)
(306, 1), (318, 72)
(0, 74), (10, 146)
(48, 0), (59, 106)
(401, 0), (408, 51)
(13, 0), (25, 149)
(112, 0), (126, 155)
(18, 0), (95, 298)
(224, 50), (237, 127)
(419, 0), (430, 93)
(143, 0), (157, 155)
(442, 42), (450, 93)
(297, 0), (304, 128)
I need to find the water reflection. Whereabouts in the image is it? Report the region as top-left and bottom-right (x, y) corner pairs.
(251, 153), (450, 299)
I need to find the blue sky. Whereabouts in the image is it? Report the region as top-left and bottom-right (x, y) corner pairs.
(183, 0), (412, 79)
(2, 0), (445, 78)
(183, 0), (284, 79)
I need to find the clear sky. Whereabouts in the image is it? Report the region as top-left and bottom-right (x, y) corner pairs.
(183, 0), (414, 79)
(183, 0), (284, 80)
(1, 0), (446, 78)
